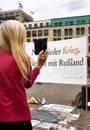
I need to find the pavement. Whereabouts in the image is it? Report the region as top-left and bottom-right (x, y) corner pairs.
(26, 83), (90, 130)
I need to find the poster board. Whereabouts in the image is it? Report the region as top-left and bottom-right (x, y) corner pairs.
(25, 36), (87, 85)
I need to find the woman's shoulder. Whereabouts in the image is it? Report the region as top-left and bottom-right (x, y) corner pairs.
(0, 49), (12, 56)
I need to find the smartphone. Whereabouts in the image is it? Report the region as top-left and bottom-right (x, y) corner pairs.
(33, 38), (47, 55)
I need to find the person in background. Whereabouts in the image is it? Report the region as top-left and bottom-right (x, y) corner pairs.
(0, 20), (48, 130)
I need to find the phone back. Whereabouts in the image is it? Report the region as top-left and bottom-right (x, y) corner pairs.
(34, 38), (47, 55)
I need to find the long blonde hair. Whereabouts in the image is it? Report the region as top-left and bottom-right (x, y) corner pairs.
(0, 20), (30, 80)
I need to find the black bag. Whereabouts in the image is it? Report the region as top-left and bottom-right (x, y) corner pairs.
(72, 92), (82, 108)
(82, 86), (90, 110)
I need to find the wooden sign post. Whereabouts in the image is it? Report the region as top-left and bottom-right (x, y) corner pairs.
(86, 56), (90, 111)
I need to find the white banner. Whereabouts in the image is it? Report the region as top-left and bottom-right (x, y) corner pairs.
(25, 37), (87, 85)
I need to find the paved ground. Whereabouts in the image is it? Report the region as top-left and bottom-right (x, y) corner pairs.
(26, 83), (90, 130)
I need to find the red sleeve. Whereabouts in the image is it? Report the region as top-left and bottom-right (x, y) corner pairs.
(24, 66), (40, 89)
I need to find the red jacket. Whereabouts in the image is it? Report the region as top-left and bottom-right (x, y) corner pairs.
(0, 50), (40, 122)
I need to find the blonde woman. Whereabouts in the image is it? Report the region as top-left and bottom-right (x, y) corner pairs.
(0, 20), (48, 130)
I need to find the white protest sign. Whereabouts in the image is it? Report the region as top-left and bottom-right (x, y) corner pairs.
(25, 37), (87, 85)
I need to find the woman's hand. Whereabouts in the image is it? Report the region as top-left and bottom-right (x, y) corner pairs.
(36, 50), (48, 69)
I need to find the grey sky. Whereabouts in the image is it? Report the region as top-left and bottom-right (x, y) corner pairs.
(0, 0), (90, 20)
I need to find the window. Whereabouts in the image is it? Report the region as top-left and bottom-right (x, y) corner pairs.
(53, 30), (57, 36)
(64, 29), (68, 36)
(26, 31), (31, 37)
(34, 23), (37, 28)
(77, 20), (80, 25)
(88, 36), (90, 43)
(89, 46), (90, 52)
(65, 22), (69, 26)
(55, 23), (58, 27)
(32, 30), (36, 37)
(59, 22), (62, 26)
(0, 14), (3, 17)
(0, 14), (4, 20)
(81, 27), (85, 34)
(10, 13), (14, 16)
(38, 30), (42, 36)
(81, 20), (85, 24)
(53, 29), (61, 36)
(70, 21), (73, 25)
(16, 12), (19, 16)
(46, 22), (49, 27)
(5, 14), (9, 17)
(69, 29), (73, 35)
(40, 23), (43, 28)
(76, 28), (80, 35)
(88, 27), (90, 34)
(44, 29), (48, 36)
(58, 30), (61, 36)
(29, 24), (32, 29)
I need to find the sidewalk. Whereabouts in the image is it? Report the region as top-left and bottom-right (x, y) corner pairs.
(26, 83), (90, 130)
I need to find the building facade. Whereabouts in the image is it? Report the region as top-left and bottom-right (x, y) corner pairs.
(0, 9), (33, 23)
(24, 15), (90, 52)
(0, 9), (90, 52)
(23, 19), (51, 42)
